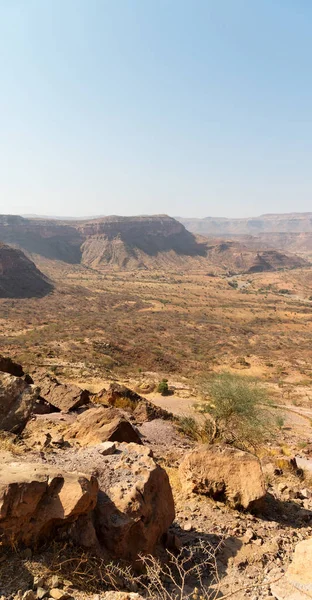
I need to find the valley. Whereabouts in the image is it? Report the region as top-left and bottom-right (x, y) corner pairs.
(1, 213), (312, 600)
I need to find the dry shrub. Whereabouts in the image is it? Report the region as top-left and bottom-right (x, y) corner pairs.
(0, 431), (24, 455)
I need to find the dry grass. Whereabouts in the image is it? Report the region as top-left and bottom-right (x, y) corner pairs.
(1, 264), (312, 402)
(0, 432), (24, 455)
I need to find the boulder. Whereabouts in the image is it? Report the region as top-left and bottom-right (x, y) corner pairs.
(0, 373), (40, 433)
(34, 373), (90, 412)
(94, 442), (175, 559)
(179, 445), (266, 509)
(0, 460), (98, 546)
(64, 406), (142, 446)
(42, 442), (175, 560)
(0, 355), (24, 377)
(105, 382), (172, 423)
(271, 538), (312, 600)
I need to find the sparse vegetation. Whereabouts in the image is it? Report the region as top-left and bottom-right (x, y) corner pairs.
(158, 378), (170, 395)
(196, 372), (275, 450)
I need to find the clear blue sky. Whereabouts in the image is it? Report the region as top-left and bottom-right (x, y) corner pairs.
(1, 0), (312, 218)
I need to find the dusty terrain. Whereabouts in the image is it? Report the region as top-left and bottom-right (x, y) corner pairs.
(1, 217), (312, 600)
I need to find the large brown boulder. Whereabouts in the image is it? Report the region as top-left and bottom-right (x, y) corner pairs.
(0, 460), (98, 546)
(95, 443), (175, 560)
(271, 538), (312, 600)
(42, 442), (175, 560)
(35, 373), (90, 412)
(179, 445), (266, 509)
(0, 373), (39, 433)
(64, 406), (142, 446)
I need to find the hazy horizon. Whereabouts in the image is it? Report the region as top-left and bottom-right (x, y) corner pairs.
(2, 1), (312, 219)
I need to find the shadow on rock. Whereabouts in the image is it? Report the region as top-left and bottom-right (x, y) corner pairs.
(252, 491), (312, 527)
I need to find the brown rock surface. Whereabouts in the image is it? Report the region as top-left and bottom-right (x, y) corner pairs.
(35, 373), (90, 412)
(64, 406), (142, 446)
(179, 445), (266, 509)
(106, 382), (172, 422)
(0, 460), (98, 546)
(271, 538), (312, 600)
(22, 412), (76, 449)
(0, 373), (40, 433)
(42, 442), (175, 560)
(94, 442), (175, 559)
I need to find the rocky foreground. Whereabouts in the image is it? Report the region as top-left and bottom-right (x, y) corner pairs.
(0, 356), (312, 600)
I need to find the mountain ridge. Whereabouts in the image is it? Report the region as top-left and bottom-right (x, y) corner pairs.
(0, 243), (53, 298)
(0, 214), (309, 275)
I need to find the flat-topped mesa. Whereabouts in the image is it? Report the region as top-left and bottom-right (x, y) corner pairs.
(0, 213), (309, 273)
(178, 212), (312, 235)
(0, 243), (53, 298)
(74, 214), (185, 237)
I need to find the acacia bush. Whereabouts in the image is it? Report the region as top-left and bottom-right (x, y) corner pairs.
(157, 378), (170, 395)
(196, 371), (274, 450)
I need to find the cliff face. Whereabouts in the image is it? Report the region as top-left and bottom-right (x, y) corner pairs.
(178, 213), (312, 235)
(0, 214), (309, 274)
(0, 243), (53, 298)
(0, 215), (83, 263)
(77, 215), (207, 269)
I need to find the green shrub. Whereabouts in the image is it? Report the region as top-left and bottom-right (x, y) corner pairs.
(157, 378), (170, 395)
(197, 371), (274, 450)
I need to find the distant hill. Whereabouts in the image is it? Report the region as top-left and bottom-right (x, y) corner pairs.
(0, 214), (309, 275)
(0, 243), (53, 298)
(178, 213), (312, 235)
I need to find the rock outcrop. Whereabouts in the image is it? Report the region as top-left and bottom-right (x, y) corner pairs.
(0, 443), (175, 561)
(42, 442), (175, 560)
(0, 243), (53, 298)
(179, 445), (266, 509)
(34, 372), (90, 412)
(64, 406), (142, 446)
(105, 383), (172, 423)
(271, 538), (312, 600)
(0, 460), (98, 546)
(0, 373), (40, 433)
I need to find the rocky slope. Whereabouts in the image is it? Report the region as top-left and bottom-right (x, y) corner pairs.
(204, 241), (308, 273)
(0, 243), (53, 298)
(222, 232), (312, 259)
(178, 212), (312, 235)
(0, 214), (308, 274)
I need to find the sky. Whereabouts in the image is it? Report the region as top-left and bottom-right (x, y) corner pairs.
(1, 0), (312, 219)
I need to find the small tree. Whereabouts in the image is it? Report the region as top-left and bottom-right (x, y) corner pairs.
(197, 371), (273, 450)
(157, 378), (170, 396)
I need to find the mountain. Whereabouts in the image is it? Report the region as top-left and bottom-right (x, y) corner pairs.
(232, 232), (312, 259)
(178, 213), (312, 235)
(0, 214), (309, 275)
(204, 241), (308, 273)
(0, 243), (53, 298)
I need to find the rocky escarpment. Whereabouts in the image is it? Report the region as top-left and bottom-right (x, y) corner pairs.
(178, 212), (312, 235)
(0, 215), (83, 263)
(0, 214), (308, 274)
(0, 243), (53, 298)
(78, 215), (208, 269)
